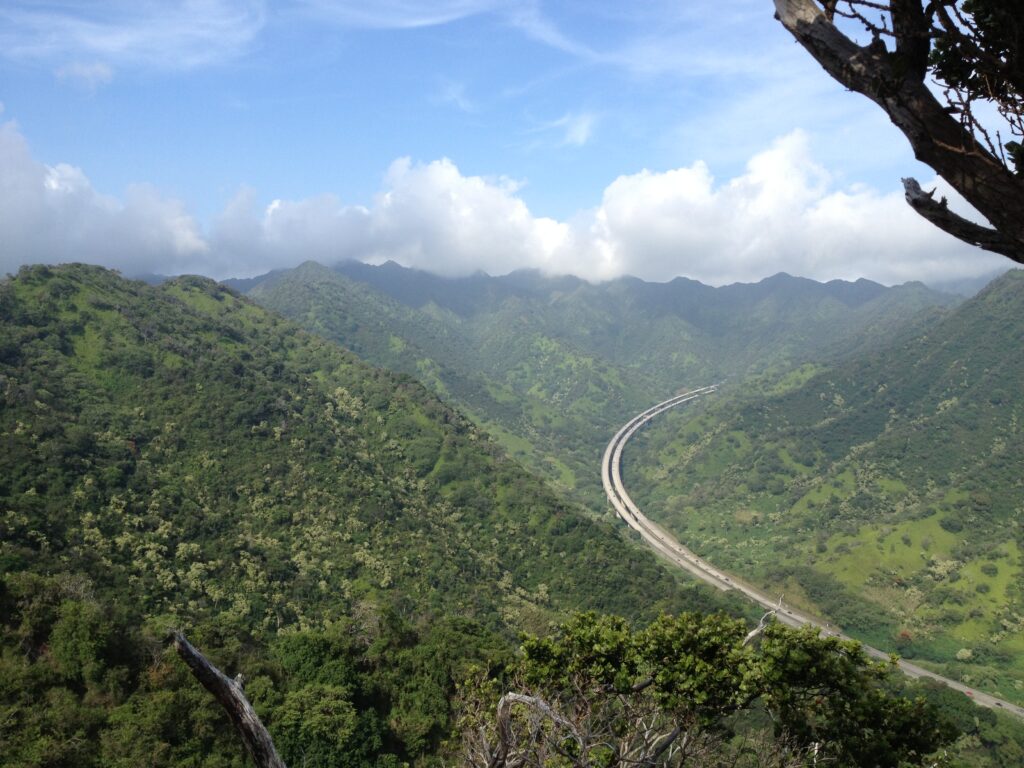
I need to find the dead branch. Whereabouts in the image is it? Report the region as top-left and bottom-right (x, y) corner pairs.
(901, 178), (1023, 258)
(744, 609), (779, 646)
(172, 631), (287, 768)
(773, 0), (1024, 263)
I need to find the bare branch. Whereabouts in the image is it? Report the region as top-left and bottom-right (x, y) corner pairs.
(172, 631), (287, 768)
(774, 0), (1024, 262)
(744, 609), (778, 646)
(902, 178), (1023, 261)
(643, 725), (682, 765)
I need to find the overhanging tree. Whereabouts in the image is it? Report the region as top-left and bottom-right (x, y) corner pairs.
(773, 0), (1024, 264)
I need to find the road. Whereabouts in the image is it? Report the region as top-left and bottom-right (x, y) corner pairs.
(601, 386), (1024, 721)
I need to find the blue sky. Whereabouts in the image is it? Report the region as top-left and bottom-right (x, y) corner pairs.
(0, 0), (1007, 284)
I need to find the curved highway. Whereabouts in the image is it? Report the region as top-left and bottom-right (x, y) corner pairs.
(602, 387), (1024, 720)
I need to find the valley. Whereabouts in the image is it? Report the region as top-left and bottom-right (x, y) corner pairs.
(233, 261), (1024, 709)
(625, 270), (1024, 707)
(3, 262), (1023, 766)
(236, 261), (1024, 709)
(237, 260), (957, 510)
(603, 386), (1024, 719)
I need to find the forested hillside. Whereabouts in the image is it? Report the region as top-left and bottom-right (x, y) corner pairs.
(240, 261), (956, 508)
(0, 264), (738, 767)
(626, 269), (1024, 704)
(2, 263), (1017, 767)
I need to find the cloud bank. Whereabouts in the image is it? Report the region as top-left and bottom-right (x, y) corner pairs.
(0, 121), (1004, 285)
(0, 122), (208, 275)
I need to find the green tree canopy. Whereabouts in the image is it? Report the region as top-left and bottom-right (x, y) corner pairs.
(461, 612), (957, 767)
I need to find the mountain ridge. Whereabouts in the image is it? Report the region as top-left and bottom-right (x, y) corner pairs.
(625, 268), (1024, 700)
(240, 260), (960, 507)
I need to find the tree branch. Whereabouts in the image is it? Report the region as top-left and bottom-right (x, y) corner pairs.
(773, 0), (1024, 263)
(172, 631), (287, 768)
(631, 676), (655, 693)
(643, 725), (682, 765)
(890, 0), (930, 80)
(744, 609), (778, 646)
(902, 178), (1023, 260)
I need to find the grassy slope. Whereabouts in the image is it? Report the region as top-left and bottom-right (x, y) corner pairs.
(625, 269), (1024, 702)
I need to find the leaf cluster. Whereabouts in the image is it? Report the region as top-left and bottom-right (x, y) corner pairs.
(464, 612), (956, 767)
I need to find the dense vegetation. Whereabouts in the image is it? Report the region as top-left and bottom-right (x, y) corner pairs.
(626, 270), (1024, 708)
(0, 264), (741, 767)
(460, 611), (958, 768)
(1, 263), (1016, 766)
(240, 260), (955, 509)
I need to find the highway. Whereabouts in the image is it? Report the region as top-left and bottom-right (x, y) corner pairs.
(601, 387), (1024, 721)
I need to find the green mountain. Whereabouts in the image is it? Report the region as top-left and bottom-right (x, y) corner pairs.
(0, 264), (737, 767)
(624, 269), (1024, 701)
(239, 261), (957, 510)
(2, 263), (1020, 767)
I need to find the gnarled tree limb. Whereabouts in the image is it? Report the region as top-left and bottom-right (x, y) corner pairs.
(744, 608), (778, 646)
(902, 178), (1023, 258)
(172, 631), (287, 768)
(489, 692), (567, 768)
(773, 0), (1024, 264)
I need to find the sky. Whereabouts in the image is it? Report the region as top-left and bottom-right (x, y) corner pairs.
(0, 0), (1010, 285)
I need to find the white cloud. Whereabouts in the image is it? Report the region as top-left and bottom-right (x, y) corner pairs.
(548, 112), (596, 147)
(207, 157), (567, 277)
(504, 2), (595, 58)
(55, 61), (114, 89)
(296, 0), (594, 58)
(363, 157), (568, 275)
(210, 186), (373, 276)
(574, 132), (1004, 285)
(435, 80), (476, 113)
(293, 0), (506, 28)
(0, 121), (1006, 285)
(0, 121), (207, 277)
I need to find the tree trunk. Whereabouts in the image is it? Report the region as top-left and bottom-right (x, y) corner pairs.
(172, 631), (287, 768)
(773, 0), (1024, 264)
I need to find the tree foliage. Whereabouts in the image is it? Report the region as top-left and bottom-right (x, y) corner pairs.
(460, 612), (957, 767)
(0, 264), (725, 766)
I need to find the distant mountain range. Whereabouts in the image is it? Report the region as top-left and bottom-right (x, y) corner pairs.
(233, 260), (960, 507)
